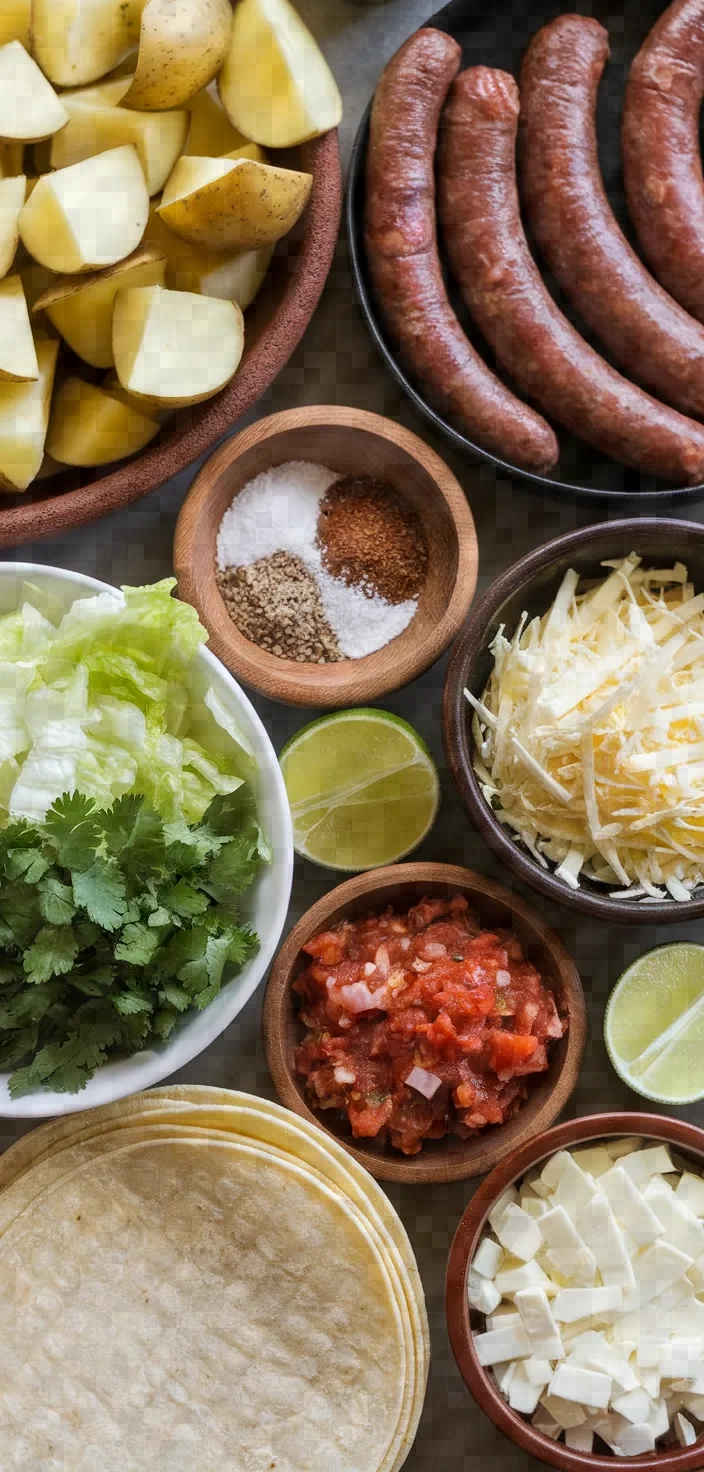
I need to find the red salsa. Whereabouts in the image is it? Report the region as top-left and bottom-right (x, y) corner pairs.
(294, 895), (566, 1155)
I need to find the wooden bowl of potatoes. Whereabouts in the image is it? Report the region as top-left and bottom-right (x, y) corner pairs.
(0, 0), (342, 548)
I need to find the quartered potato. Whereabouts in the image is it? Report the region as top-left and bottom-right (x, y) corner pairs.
(102, 370), (174, 422)
(112, 283), (244, 405)
(219, 0), (342, 148)
(31, 0), (140, 89)
(50, 84), (189, 196)
(18, 145), (150, 274)
(33, 246), (167, 369)
(0, 274), (37, 382)
(146, 206), (272, 307)
(185, 87), (255, 158)
(121, 0), (233, 111)
(0, 42), (68, 142)
(158, 155), (312, 250)
(0, 337), (58, 491)
(0, 176), (26, 279)
(0, 0), (30, 49)
(46, 377), (161, 466)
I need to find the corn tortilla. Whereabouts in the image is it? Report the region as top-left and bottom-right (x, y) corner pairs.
(0, 1136), (407, 1472)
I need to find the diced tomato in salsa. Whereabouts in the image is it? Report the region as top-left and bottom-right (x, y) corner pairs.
(294, 895), (566, 1155)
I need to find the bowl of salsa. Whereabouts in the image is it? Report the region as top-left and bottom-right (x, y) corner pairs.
(262, 863), (587, 1183)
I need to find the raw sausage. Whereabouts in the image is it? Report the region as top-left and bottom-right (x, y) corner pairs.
(623, 0), (704, 323)
(364, 29), (559, 474)
(519, 14), (704, 419)
(436, 66), (704, 485)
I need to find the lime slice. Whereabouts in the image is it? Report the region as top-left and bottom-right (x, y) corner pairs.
(605, 943), (704, 1104)
(280, 708), (440, 870)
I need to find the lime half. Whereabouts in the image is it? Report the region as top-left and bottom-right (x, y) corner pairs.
(605, 943), (704, 1104)
(280, 708), (440, 871)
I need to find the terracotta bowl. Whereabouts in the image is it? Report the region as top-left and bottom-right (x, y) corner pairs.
(173, 405), (479, 708)
(446, 1111), (704, 1472)
(443, 517), (704, 923)
(0, 131), (341, 549)
(262, 862), (587, 1184)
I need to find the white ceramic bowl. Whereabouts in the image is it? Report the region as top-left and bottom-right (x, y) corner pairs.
(0, 564), (294, 1118)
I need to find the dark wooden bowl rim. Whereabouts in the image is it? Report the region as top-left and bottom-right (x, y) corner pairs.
(443, 517), (704, 923)
(446, 1111), (704, 1472)
(262, 862), (586, 1184)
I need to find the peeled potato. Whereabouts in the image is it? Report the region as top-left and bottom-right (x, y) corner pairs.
(113, 284), (244, 405)
(102, 370), (174, 422)
(33, 246), (167, 369)
(0, 337), (58, 491)
(47, 377), (160, 466)
(31, 0), (140, 89)
(0, 0), (30, 49)
(158, 155), (312, 250)
(218, 0), (342, 148)
(0, 42), (68, 143)
(0, 177), (25, 279)
(146, 206), (272, 307)
(121, 0), (233, 111)
(50, 87), (189, 197)
(19, 145), (150, 274)
(185, 87), (256, 158)
(0, 275), (37, 382)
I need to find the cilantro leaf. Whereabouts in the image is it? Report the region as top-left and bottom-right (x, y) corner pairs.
(159, 982), (190, 1011)
(72, 860), (127, 931)
(114, 922), (161, 966)
(38, 874), (76, 926)
(99, 795), (143, 856)
(112, 990), (153, 1016)
(44, 793), (102, 871)
(162, 880), (210, 919)
(206, 834), (259, 896)
(0, 882), (40, 947)
(23, 925), (78, 984)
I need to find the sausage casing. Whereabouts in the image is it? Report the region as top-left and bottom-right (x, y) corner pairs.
(519, 14), (704, 419)
(623, 0), (704, 324)
(364, 29), (559, 474)
(437, 66), (704, 486)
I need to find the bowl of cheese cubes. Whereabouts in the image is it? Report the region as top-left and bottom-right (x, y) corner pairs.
(446, 1113), (704, 1468)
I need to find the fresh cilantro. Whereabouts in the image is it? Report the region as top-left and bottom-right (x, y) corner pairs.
(0, 791), (264, 1097)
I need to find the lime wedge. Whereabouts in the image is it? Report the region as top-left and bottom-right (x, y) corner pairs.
(605, 943), (704, 1104)
(280, 708), (440, 870)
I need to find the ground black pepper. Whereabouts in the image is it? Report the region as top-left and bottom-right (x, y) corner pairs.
(216, 551), (341, 663)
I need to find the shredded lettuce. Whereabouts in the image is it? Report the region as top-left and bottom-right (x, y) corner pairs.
(0, 579), (251, 829)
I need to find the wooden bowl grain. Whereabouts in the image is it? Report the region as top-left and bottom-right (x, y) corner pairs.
(446, 1112), (704, 1472)
(0, 131), (341, 549)
(262, 863), (586, 1184)
(443, 518), (704, 923)
(173, 406), (478, 707)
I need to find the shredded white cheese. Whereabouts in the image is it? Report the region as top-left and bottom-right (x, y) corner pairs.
(469, 556), (704, 900)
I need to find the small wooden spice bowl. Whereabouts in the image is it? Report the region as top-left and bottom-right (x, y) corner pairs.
(446, 1112), (704, 1472)
(262, 862), (587, 1184)
(173, 406), (478, 707)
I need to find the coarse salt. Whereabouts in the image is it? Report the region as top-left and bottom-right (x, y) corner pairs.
(216, 460), (419, 659)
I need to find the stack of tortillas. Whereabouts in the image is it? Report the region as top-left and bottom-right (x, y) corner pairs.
(0, 1085), (429, 1471)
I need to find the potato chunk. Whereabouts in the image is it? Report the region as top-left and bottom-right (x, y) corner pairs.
(0, 338), (58, 491)
(0, 274), (37, 382)
(31, 0), (138, 89)
(146, 208), (272, 307)
(50, 84), (188, 197)
(113, 284), (244, 405)
(0, 42), (68, 142)
(47, 378), (161, 466)
(0, 176), (26, 279)
(218, 0), (342, 147)
(18, 145), (149, 274)
(157, 155), (312, 250)
(34, 247), (166, 369)
(121, 0), (232, 111)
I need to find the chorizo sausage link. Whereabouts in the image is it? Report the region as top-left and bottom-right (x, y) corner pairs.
(364, 29), (559, 474)
(623, 0), (704, 323)
(437, 65), (704, 486)
(519, 14), (704, 419)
